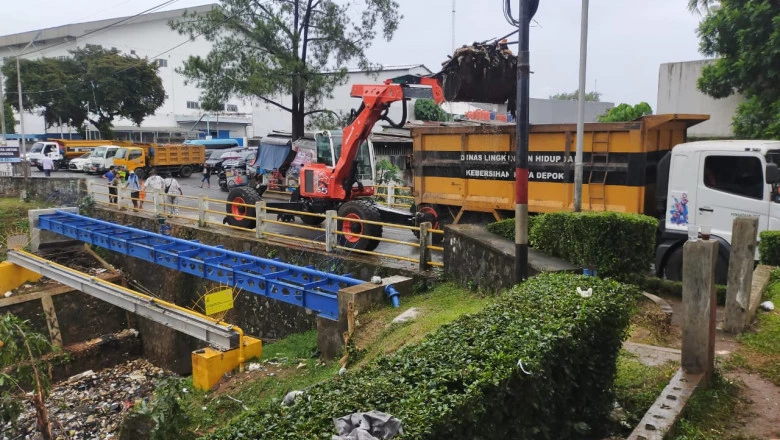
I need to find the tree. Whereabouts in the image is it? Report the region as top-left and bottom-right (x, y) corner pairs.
(688, 0), (717, 14)
(0, 314), (54, 439)
(695, 0), (780, 139)
(170, 0), (402, 140)
(3, 100), (14, 134)
(306, 109), (352, 131)
(597, 102), (652, 122)
(549, 90), (601, 102)
(414, 99), (450, 121)
(2, 45), (166, 139)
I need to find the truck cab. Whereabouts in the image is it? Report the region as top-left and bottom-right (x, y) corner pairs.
(113, 147), (146, 173)
(656, 140), (780, 284)
(27, 141), (64, 171)
(88, 145), (121, 174)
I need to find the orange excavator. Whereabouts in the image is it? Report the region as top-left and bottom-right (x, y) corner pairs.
(225, 42), (515, 251)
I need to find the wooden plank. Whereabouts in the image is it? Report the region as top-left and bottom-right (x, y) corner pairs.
(40, 293), (63, 348)
(0, 272), (122, 308)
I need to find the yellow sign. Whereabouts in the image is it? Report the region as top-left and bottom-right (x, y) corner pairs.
(205, 288), (234, 315)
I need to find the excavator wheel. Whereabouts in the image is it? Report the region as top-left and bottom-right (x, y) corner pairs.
(337, 200), (382, 252)
(225, 186), (261, 229)
(291, 188), (325, 226)
(412, 204), (447, 244)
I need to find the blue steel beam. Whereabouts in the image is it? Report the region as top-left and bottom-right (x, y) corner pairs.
(37, 211), (362, 320)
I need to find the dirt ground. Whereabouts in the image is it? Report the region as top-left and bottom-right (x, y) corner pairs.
(631, 295), (780, 439)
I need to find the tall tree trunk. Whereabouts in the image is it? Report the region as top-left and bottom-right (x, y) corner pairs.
(291, 93), (305, 140)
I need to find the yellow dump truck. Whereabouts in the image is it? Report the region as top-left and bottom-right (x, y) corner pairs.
(113, 143), (205, 179)
(409, 114), (709, 223)
(27, 139), (134, 171)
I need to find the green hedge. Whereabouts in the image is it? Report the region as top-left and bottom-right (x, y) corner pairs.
(488, 212), (658, 278)
(206, 274), (637, 439)
(759, 230), (780, 266)
(485, 215), (539, 241)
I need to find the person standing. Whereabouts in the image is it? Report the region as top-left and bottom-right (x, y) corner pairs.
(126, 170), (141, 209)
(200, 163), (211, 189)
(103, 166), (117, 204)
(144, 169), (164, 211)
(41, 156), (54, 177)
(138, 175), (147, 209)
(163, 173), (183, 216)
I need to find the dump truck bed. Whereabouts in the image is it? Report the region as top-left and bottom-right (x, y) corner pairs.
(410, 114), (709, 220)
(149, 144), (205, 166)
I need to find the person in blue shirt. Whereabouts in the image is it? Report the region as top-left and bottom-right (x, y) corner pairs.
(103, 166), (117, 204)
(126, 170), (141, 209)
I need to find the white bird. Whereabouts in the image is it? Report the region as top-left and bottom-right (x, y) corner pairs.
(577, 287), (593, 298)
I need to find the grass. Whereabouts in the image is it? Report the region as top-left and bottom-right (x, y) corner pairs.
(0, 198), (46, 261)
(179, 283), (493, 436)
(613, 351), (678, 429)
(723, 270), (780, 385)
(671, 372), (753, 440)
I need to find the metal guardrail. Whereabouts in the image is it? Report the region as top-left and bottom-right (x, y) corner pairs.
(87, 181), (443, 270)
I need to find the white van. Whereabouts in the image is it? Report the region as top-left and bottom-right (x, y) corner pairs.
(87, 145), (121, 174)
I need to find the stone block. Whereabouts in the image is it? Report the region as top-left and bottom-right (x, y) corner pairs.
(28, 207), (80, 252)
(681, 240), (718, 384)
(724, 217), (759, 334)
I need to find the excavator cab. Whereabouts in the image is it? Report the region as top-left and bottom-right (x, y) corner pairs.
(315, 130), (376, 187)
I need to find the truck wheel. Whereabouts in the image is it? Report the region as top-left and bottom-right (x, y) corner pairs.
(225, 187), (260, 229)
(179, 165), (193, 178)
(53, 161), (62, 171)
(663, 244), (729, 285)
(412, 204), (446, 244)
(337, 200), (382, 251)
(134, 168), (146, 180)
(36, 166), (44, 172)
(290, 188), (326, 225)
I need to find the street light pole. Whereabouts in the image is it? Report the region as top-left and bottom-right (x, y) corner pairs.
(17, 32), (41, 189)
(0, 60), (7, 145)
(573, 0), (590, 212)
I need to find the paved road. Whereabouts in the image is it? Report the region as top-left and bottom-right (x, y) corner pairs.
(39, 168), (441, 269)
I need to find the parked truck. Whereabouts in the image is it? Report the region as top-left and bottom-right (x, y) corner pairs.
(86, 145), (122, 175)
(113, 143), (205, 179)
(408, 116), (780, 284)
(27, 139), (133, 171)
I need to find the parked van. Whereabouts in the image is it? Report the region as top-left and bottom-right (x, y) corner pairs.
(87, 145), (121, 174)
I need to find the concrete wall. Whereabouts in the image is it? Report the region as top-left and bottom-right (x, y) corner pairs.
(657, 60), (744, 138)
(444, 224), (578, 292)
(0, 175), (86, 200)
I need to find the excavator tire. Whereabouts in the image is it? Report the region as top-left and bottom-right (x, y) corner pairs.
(411, 204), (446, 244)
(337, 200), (382, 252)
(225, 186), (260, 229)
(291, 188), (325, 226)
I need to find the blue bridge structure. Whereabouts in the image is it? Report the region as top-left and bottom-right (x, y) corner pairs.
(36, 211), (365, 320)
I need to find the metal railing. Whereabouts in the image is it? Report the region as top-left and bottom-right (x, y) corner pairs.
(86, 181), (444, 271)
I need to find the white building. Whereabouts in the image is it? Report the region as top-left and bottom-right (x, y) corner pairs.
(0, 4), (253, 143)
(657, 60), (744, 138)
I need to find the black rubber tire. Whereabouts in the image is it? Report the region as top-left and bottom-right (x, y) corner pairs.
(291, 188), (326, 226)
(36, 166), (44, 172)
(663, 244), (729, 285)
(53, 161), (62, 171)
(179, 165), (193, 178)
(337, 200), (382, 251)
(412, 204), (447, 244)
(662, 246), (683, 282)
(225, 186), (261, 229)
(134, 168), (146, 180)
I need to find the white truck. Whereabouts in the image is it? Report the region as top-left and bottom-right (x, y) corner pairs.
(655, 140), (780, 284)
(87, 145), (121, 174)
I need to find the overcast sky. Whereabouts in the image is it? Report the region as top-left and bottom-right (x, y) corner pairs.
(4, 0), (707, 108)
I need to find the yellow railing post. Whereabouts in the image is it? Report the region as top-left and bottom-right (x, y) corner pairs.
(255, 200), (267, 239)
(387, 181), (396, 207)
(325, 209), (338, 252)
(154, 190), (164, 216)
(419, 221), (432, 271)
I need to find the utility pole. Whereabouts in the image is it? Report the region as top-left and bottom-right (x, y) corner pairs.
(17, 31), (41, 189)
(573, 0), (590, 212)
(514, 0), (537, 283)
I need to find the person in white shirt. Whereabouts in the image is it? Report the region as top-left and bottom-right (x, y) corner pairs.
(42, 156), (54, 177)
(125, 171), (141, 209)
(163, 173), (183, 215)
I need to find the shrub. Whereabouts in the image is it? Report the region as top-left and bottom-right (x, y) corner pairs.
(205, 273), (638, 439)
(488, 212), (658, 278)
(485, 215), (539, 241)
(759, 230), (780, 266)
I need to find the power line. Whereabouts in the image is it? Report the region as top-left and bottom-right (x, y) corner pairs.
(22, 0), (180, 58)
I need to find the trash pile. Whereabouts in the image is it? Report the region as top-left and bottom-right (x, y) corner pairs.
(1, 359), (170, 439)
(434, 41), (517, 106)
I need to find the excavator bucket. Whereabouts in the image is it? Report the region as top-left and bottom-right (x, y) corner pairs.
(434, 41), (517, 106)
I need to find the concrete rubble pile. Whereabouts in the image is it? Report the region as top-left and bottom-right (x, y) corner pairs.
(1, 359), (170, 440)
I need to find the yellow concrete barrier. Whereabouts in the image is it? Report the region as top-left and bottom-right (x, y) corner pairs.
(192, 336), (263, 391)
(0, 261), (43, 293)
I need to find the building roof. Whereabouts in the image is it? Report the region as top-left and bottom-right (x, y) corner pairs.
(0, 4), (218, 50)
